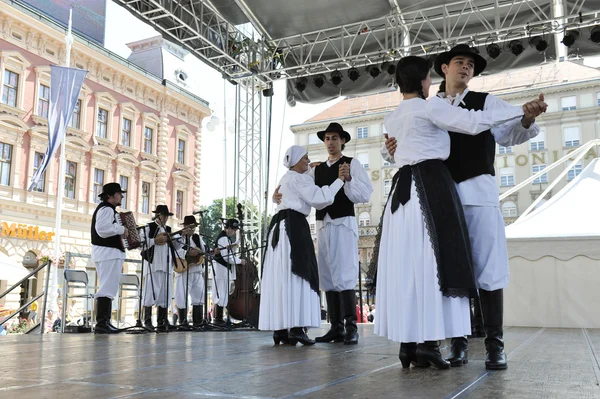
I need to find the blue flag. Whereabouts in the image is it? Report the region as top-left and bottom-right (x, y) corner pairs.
(28, 65), (87, 191)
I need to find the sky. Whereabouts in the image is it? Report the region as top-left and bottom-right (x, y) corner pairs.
(103, 2), (339, 214)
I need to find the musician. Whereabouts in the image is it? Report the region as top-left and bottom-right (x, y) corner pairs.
(212, 219), (245, 323)
(91, 183), (128, 334)
(142, 205), (182, 332)
(174, 215), (206, 327)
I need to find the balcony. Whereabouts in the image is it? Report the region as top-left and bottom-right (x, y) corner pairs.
(359, 226), (377, 237)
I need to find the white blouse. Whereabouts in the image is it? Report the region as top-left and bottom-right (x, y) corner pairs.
(275, 169), (344, 216)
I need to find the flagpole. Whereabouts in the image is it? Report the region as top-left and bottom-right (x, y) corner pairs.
(49, 9), (74, 313)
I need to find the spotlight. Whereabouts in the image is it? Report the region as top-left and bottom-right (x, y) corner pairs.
(529, 36), (549, 52)
(365, 64), (380, 78)
(331, 70), (343, 86)
(313, 74), (326, 88)
(287, 95), (296, 107)
(348, 67), (360, 81)
(508, 40), (524, 56)
(562, 30), (579, 47)
(295, 77), (308, 92)
(486, 43), (501, 59)
(591, 26), (600, 44)
(381, 61), (395, 75)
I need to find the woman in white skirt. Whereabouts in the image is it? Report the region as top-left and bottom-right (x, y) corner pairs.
(259, 145), (346, 346)
(374, 56), (527, 369)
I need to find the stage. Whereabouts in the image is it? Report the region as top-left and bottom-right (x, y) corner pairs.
(1, 325), (599, 399)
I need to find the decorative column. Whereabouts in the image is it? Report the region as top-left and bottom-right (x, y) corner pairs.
(155, 112), (169, 206)
(193, 126), (202, 210)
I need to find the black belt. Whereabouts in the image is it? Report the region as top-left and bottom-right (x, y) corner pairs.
(390, 164), (412, 213)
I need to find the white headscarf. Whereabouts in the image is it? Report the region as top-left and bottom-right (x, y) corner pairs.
(283, 145), (307, 169)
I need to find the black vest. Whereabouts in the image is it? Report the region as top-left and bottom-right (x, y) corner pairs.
(214, 231), (232, 268)
(91, 202), (124, 252)
(315, 156), (354, 221)
(444, 91), (496, 183)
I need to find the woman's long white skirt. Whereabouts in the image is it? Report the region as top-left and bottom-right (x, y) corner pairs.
(259, 221), (321, 331)
(374, 180), (471, 343)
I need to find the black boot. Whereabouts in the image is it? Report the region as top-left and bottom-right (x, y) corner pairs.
(416, 341), (450, 369)
(178, 308), (189, 326)
(213, 305), (225, 324)
(471, 296), (485, 338)
(156, 307), (171, 332)
(273, 329), (290, 345)
(446, 337), (469, 367)
(192, 305), (203, 327)
(399, 342), (417, 368)
(315, 291), (344, 343)
(94, 297), (119, 334)
(289, 327), (316, 346)
(106, 300), (119, 331)
(341, 290), (358, 345)
(144, 306), (154, 330)
(480, 289), (507, 370)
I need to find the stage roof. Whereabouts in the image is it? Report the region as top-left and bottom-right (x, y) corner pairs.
(115, 0), (600, 103)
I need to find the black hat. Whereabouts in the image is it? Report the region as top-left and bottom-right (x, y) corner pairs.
(98, 182), (126, 198)
(181, 215), (198, 226)
(317, 122), (351, 143)
(152, 205), (174, 216)
(434, 44), (487, 78)
(225, 218), (240, 229)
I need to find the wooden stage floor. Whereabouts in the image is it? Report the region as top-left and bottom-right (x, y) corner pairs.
(1, 325), (600, 399)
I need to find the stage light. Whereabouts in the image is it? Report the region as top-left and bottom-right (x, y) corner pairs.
(529, 36), (549, 52)
(381, 61), (395, 75)
(562, 31), (579, 47)
(486, 43), (501, 59)
(313, 74), (326, 88)
(331, 70), (343, 86)
(366, 64), (380, 78)
(591, 26), (600, 44)
(508, 40), (524, 56)
(287, 95), (296, 107)
(348, 67), (360, 81)
(470, 46), (480, 54)
(295, 77), (308, 92)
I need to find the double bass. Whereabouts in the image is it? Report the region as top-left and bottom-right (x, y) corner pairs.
(227, 203), (260, 325)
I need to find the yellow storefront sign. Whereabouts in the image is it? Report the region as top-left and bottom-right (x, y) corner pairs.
(1, 222), (55, 241)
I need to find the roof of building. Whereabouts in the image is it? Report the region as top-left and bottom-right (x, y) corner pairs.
(304, 61), (600, 124)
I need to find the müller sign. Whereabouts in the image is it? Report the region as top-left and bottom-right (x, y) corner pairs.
(1, 222), (55, 241)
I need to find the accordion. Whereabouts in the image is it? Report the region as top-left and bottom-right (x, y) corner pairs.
(116, 211), (142, 250)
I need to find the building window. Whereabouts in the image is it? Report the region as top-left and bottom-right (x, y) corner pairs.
(2, 70), (19, 107)
(359, 212), (370, 226)
(567, 163), (583, 181)
(530, 141), (544, 151)
(563, 126), (580, 147)
(32, 151), (45, 192)
(69, 99), (81, 129)
(143, 127), (153, 154)
(357, 126), (369, 139)
(384, 179), (392, 196)
(501, 201), (517, 218)
(119, 175), (129, 209)
(308, 133), (319, 145)
(532, 164), (548, 184)
(64, 161), (77, 199)
(597, 92), (600, 106)
(121, 118), (132, 147)
(37, 84), (50, 118)
(500, 175), (514, 187)
(177, 139), (186, 164)
(96, 108), (108, 139)
(0, 142), (12, 186)
(176, 190), (184, 219)
(356, 152), (369, 169)
(142, 181), (150, 214)
(498, 145), (512, 154)
(93, 168), (104, 202)
(561, 96), (576, 111)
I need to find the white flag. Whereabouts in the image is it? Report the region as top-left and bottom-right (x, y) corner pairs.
(28, 65), (87, 191)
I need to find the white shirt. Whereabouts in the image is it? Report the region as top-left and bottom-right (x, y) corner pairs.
(276, 169), (344, 216)
(92, 206), (126, 262)
(144, 224), (182, 274)
(176, 234), (206, 274)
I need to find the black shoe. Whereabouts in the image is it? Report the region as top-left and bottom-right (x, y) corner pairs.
(192, 305), (203, 327)
(178, 308), (189, 326)
(416, 341), (450, 370)
(144, 306), (154, 330)
(446, 337), (469, 367)
(273, 329), (290, 345)
(341, 290), (358, 345)
(399, 342), (417, 368)
(213, 305), (225, 324)
(156, 307), (171, 332)
(94, 297), (119, 334)
(289, 327), (316, 346)
(316, 291), (345, 343)
(480, 289), (508, 370)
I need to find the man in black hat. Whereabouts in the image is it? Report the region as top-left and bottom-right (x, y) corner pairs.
(212, 218), (246, 323)
(142, 204), (182, 332)
(174, 215), (206, 327)
(310, 122), (373, 345)
(384, 44), (546, 370)
(91, 183), (129, 334)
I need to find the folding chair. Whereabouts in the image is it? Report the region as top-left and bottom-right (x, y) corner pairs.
(62, 270), (94, 333)
(116, 273), (140, 328)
